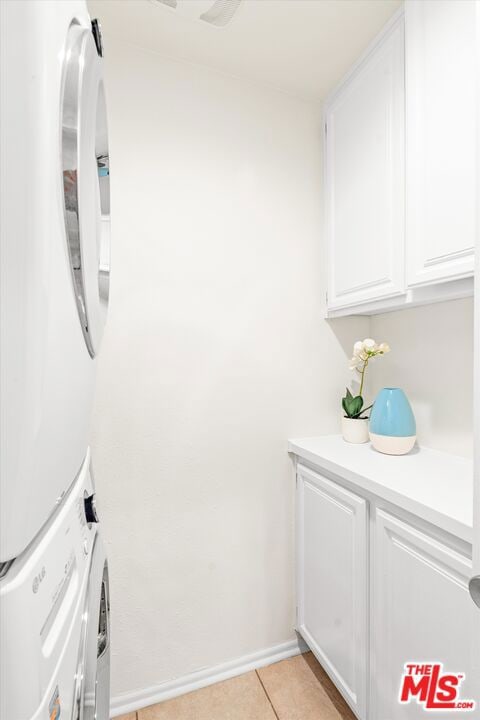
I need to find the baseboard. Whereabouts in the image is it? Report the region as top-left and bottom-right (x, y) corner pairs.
(110, 636), (308, 717)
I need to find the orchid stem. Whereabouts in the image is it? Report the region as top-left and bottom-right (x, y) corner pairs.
(359, 358), (368, 397)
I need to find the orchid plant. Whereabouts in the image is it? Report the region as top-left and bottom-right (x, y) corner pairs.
(342, 338), (390, 420)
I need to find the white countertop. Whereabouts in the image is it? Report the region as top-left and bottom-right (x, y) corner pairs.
(288, 435), (473, 543)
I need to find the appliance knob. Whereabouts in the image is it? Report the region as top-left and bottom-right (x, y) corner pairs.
(84, 494), (99, 524)
(91, 19), (104, 57)
(469, 575), (480, 609)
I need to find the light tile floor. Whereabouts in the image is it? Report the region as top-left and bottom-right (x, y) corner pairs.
(116, 652), (357, 720)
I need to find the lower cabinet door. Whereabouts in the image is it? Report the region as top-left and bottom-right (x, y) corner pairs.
(373, 509), (477, 720)
(296, 464), (368, 719)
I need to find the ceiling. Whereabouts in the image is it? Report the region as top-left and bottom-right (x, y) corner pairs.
(88, 0), (402, 102)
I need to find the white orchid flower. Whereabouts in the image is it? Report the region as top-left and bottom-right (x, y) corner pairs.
(347, 339), (391, 403)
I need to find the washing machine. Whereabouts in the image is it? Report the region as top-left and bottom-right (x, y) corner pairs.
(0, 449), (110, 720)
(0, 0), (111, 562)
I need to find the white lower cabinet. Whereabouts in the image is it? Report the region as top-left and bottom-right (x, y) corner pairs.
(296, 464), (475, 720)
(372, 509), (476, 720)
(296, 464), (368, 719)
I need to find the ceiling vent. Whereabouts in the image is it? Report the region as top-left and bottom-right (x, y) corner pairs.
(199, 0), (243, 27)
(150, 0), (243, 27)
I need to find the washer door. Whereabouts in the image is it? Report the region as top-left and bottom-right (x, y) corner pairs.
(62, 23), (110, 357)
(84, 559), (110, 720)
(72, 536), (110, 720)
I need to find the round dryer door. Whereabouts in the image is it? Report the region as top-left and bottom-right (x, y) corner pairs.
(62, 23), (110, 357)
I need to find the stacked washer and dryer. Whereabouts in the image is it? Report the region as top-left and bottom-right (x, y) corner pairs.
(0, 1), (111, 718)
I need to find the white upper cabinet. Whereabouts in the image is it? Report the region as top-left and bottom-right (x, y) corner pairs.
(325, 14), (405, 311)
(406, 0), (477, 287)
(325, 2), (477, 317)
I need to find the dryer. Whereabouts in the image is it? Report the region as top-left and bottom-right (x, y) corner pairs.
(0, 0), (111, 562)
(0, 449), (110, 720)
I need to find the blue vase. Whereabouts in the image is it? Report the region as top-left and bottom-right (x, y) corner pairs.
(369, 388), (416, 455)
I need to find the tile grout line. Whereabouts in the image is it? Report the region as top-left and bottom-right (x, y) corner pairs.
(255, 670), (281, 720)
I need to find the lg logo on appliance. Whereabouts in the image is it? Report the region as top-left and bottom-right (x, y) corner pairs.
(32, 566), (46, 594)
(399, 663), (475, 712)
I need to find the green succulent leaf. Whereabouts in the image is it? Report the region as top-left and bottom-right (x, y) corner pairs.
(342, 391), (365, 418)
(350, 395), (363, 416)
(354, 403), (373, 418)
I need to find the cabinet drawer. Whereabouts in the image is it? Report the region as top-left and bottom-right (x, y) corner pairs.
(296, 464), (368, 719)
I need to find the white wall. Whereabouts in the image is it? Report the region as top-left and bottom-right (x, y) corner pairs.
(370, 298), (473, 458)
(91, 38), (368, 699)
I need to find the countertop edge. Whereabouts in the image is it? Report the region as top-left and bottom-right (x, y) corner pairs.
(288, 440), (473, 545)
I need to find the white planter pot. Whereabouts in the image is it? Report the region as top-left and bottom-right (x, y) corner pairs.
(342, 416), (369, 444)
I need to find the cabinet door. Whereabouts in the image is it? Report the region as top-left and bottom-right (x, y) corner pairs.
(325, 15), (405, 311)
(406, 0), (476, 286)
(296, 464), (368, 719)
(373, 509), (477, 720)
